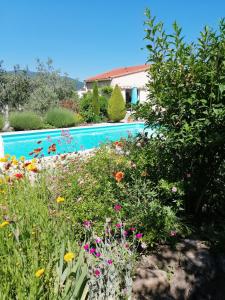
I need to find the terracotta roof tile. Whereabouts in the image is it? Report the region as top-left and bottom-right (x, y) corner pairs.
(85, 64), (149, 82)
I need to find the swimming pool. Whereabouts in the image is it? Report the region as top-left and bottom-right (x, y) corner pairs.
(0, 122), (150, 160)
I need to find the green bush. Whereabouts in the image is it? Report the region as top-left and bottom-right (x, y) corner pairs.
(108, 85), (126, 122)
(0, 115), (4, 130)
(135, 9), (225, 221)
(9, 112), (43, 131)
(74, 113), (84, 125)
(46, 108), (75, 128)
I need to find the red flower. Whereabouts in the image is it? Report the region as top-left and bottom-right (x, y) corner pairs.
(94, 269), (101, 277)
(14, 173), (23, 179)
(116, 223), (122, 228)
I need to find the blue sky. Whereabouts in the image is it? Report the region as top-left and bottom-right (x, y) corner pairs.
(1, 0), (225, 80)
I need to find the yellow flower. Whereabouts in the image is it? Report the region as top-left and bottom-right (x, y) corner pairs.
(31, 158), (37, 164)
(56, 196), (65, 203)
(20, 156), (25, 162)
(26, 163), (38, 172)
(12, 159), (18, 166)
(0, 221), (9, 228)
(35, 268), (45, 278)
(0, 157), (8, 163)
(64, 252), (75, 262)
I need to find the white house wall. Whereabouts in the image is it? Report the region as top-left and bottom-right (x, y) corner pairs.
(111, 71), (148, 89)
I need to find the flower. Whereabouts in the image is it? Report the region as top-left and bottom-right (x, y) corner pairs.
(35, 268), (45, 278)
(89, 248), (96, 254)
(95, 237), (102, 243)
(107, 259), (113, 265)
(0, 221), (9, 228)
(95, 252), (101, 257)
(83, 243), (89, 251)
(115, 223), (122, 228)
(171, 186), (177, 193)
(0, 157), (8, 163)
(56, 196), (65, 203)
(26, 163), (38, 173)
(20, 156), (25, 162)
(129, 227), (136, 232)
(114, 171), (124, 182)
(170, 230), (177, 237)
(141, 242), (147, 249)
(83, 220), (91, 228)
(114, 204), (122, 212)
(64, 252), (75, 262)
(114, 141), (123, 147)
(123, 230), (128, 237)
(135, 233), (143, 239)
(94, 269), (101, 277)
(14, 173), (23, 179)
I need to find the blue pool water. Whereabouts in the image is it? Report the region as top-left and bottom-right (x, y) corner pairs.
(1, 123), (150, 160)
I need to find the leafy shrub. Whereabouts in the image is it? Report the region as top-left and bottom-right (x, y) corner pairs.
(136, 10), (225, 221)
(108, 85), (126, 122)
(80, 92), (108, 122)
(0, 115), (4, 130)
(9, 112), (43, 130)
(100, 86), (113, 99)
(46, 108), (75, 128)
(74, 113), (84, 125)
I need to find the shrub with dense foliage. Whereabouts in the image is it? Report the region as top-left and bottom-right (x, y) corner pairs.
(108, 85), (126, 122)
(9, 112), (44, 130)
(46, 108), (75, 128)
(136, 9), (225, 221)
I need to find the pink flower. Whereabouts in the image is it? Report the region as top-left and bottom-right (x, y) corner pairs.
(94, 269), (101, 277)
(95, 237), (102, 243)
(107, 259), (113, 265)
(83, 243), (89, 251)
(129, 227), (136, 232)
(187, 173), (191, 178)
(89, 248), (96, 254)
(135, 233), (143, 239)
(114, 204), (122, 212)
(95, 252), (101, 257)
(116, 223), (122, 228)
(123, 230), (128, 237)
(172, 187), (177, 193)
(83, 220), (91, 229)
(170, 230), (177, 237)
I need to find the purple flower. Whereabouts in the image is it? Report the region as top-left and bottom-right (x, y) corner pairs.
(95, 252), (101, 257)
(107, 259), (113, 265)
(83, 243), (89, 251)
(135, 233), (143, 239)
(89, 248), (96, 254)
(114, 204), (122, 212)
(83, 220), (91, 229)
(172, 186), (177, 193)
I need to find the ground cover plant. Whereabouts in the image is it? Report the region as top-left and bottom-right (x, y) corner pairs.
(0, 135), (182, 299)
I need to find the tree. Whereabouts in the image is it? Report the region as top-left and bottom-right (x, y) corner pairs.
(92, 82), (100, 115)
(0, 63), (31, 129)
(136, 9), (225, 219)
(107, 85), (126, 122)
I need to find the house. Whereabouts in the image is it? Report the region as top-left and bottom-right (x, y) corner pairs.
(84, 64), (149, 104)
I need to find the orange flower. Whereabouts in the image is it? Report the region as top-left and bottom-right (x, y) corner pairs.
(114, 141), (123, 147)
(114, 171), (124, 182)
